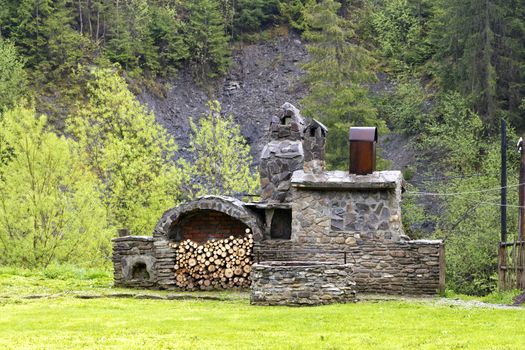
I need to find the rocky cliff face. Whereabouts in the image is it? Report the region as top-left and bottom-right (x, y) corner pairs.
(139, 32), (308, 164)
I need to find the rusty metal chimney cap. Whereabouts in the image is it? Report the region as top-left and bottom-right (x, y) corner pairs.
(349, 127), (378, 142)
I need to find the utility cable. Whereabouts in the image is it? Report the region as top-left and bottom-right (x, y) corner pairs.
(404, 182), (525, 197)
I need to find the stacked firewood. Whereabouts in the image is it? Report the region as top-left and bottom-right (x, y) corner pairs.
(171, 231), (254, 290)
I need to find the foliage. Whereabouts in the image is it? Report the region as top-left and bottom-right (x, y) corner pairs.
(184, 100), (259, 199)
(279, 0), (313, 31)
(370, 0), (432, 74)
(234, 0), (280, 34)
(431, 124), (520, 295)
(401, 183), (429, 239)
(0, 106), (112, 268)
(67, 68), (186, 235)
(421, 92), (484, 173)
(148, 4), (189, 76)
(301, 0), (385, 169)
(0, 39), (27, 112)
(4, 0), (95, 84)
(185, 0), (230, 80)
(378, 79), (428, 134)
(430, 0), (525, 125)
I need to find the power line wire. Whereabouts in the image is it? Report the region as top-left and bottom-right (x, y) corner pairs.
(404, 182), (525, 197)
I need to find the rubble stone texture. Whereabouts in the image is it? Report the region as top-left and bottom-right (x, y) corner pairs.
(112, 236), (156, 288)
(302, 119), (328, 174)
(259, 103), (305, 203)
(250, 262), (357, 305)
(112, 102), (444, 300)
(154, 195), (264, 241)
(290, 170), (405, 242)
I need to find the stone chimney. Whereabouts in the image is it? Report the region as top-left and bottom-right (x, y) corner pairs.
(303, 119), (328, 174)
(259, 103), (305, 203)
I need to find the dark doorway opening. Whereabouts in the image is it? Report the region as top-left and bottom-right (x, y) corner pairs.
(270, 209), (292, 240)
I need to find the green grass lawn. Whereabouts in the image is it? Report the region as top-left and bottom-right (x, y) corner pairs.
(0, 266), (524, 349)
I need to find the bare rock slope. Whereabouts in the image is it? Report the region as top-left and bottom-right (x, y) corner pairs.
(139, 33), (308, 163)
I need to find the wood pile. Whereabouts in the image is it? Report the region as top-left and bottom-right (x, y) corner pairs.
(170, 231), (253, 290)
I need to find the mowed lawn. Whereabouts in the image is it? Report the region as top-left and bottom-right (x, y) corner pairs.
(0, 268), (524, 349)
(1, 297), (524, 349)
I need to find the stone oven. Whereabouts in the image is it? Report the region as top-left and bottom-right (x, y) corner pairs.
(112, 102), (444, 302)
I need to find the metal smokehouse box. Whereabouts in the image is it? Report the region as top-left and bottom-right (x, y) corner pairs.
(349, 127), (377, 175)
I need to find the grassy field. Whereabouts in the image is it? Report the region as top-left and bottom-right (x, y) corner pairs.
(1, 266), (524, 350)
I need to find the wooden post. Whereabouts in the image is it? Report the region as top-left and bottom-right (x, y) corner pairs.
(498, 243), (507, 290)
(438, 243), (446, 296)
(501, 119), (507, 242)
(516, 240), (525, 290)
(519, 138), (525, 290)
(519, 138), (525, 242)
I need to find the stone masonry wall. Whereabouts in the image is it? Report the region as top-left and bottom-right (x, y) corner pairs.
(291, 186), (405, 244)
(259, 103), (306, 203)
(281, 172), (444, 296)
(113, 236), (156, 288)
(254, 240), (443, 295)
(250, 262), (357, 305)
(153, 238), (177, 290)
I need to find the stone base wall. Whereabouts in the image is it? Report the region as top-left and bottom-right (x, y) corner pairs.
(250, 262), (357, 306)
(153, 239), (177, 290)
(253, 237), (444, 296)
(347, 239), (443, 295)
(112, 236), (156, 288)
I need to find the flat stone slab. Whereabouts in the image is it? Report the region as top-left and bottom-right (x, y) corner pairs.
(112, 235), (154, 242)
(291, 170), (402, 190)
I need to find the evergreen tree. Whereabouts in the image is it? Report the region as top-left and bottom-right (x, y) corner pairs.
(184, 100), (259, 199)
(431, 0), (525, 126)
(234, 0), (279, 34)
(67, 68), (186, 234)
(370, 0), (431, 74)
(0, 39), (27, 112)
(7, 0), (93, 81)
(149, 3), (189, 76)
(301, 0), (384, 169)
(185, 0), (230, 80)
(105, 1), (137, 70)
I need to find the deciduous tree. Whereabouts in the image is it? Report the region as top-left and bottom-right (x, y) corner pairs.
(0, 106), (111, 268)
(68, 68), (186, 234)
(184, 100), (259, 199)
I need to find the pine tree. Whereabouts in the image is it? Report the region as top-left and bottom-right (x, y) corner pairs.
(5, 0), (93, 83)
(149, 3), (189, 76)
(301, 0), (384, 169)
(105, 1), (136, 70)
(431, 0), (524, 126)
(185, 0), (230, 80)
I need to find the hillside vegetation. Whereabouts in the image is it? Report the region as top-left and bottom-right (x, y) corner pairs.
(0, 0), (524, 295)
